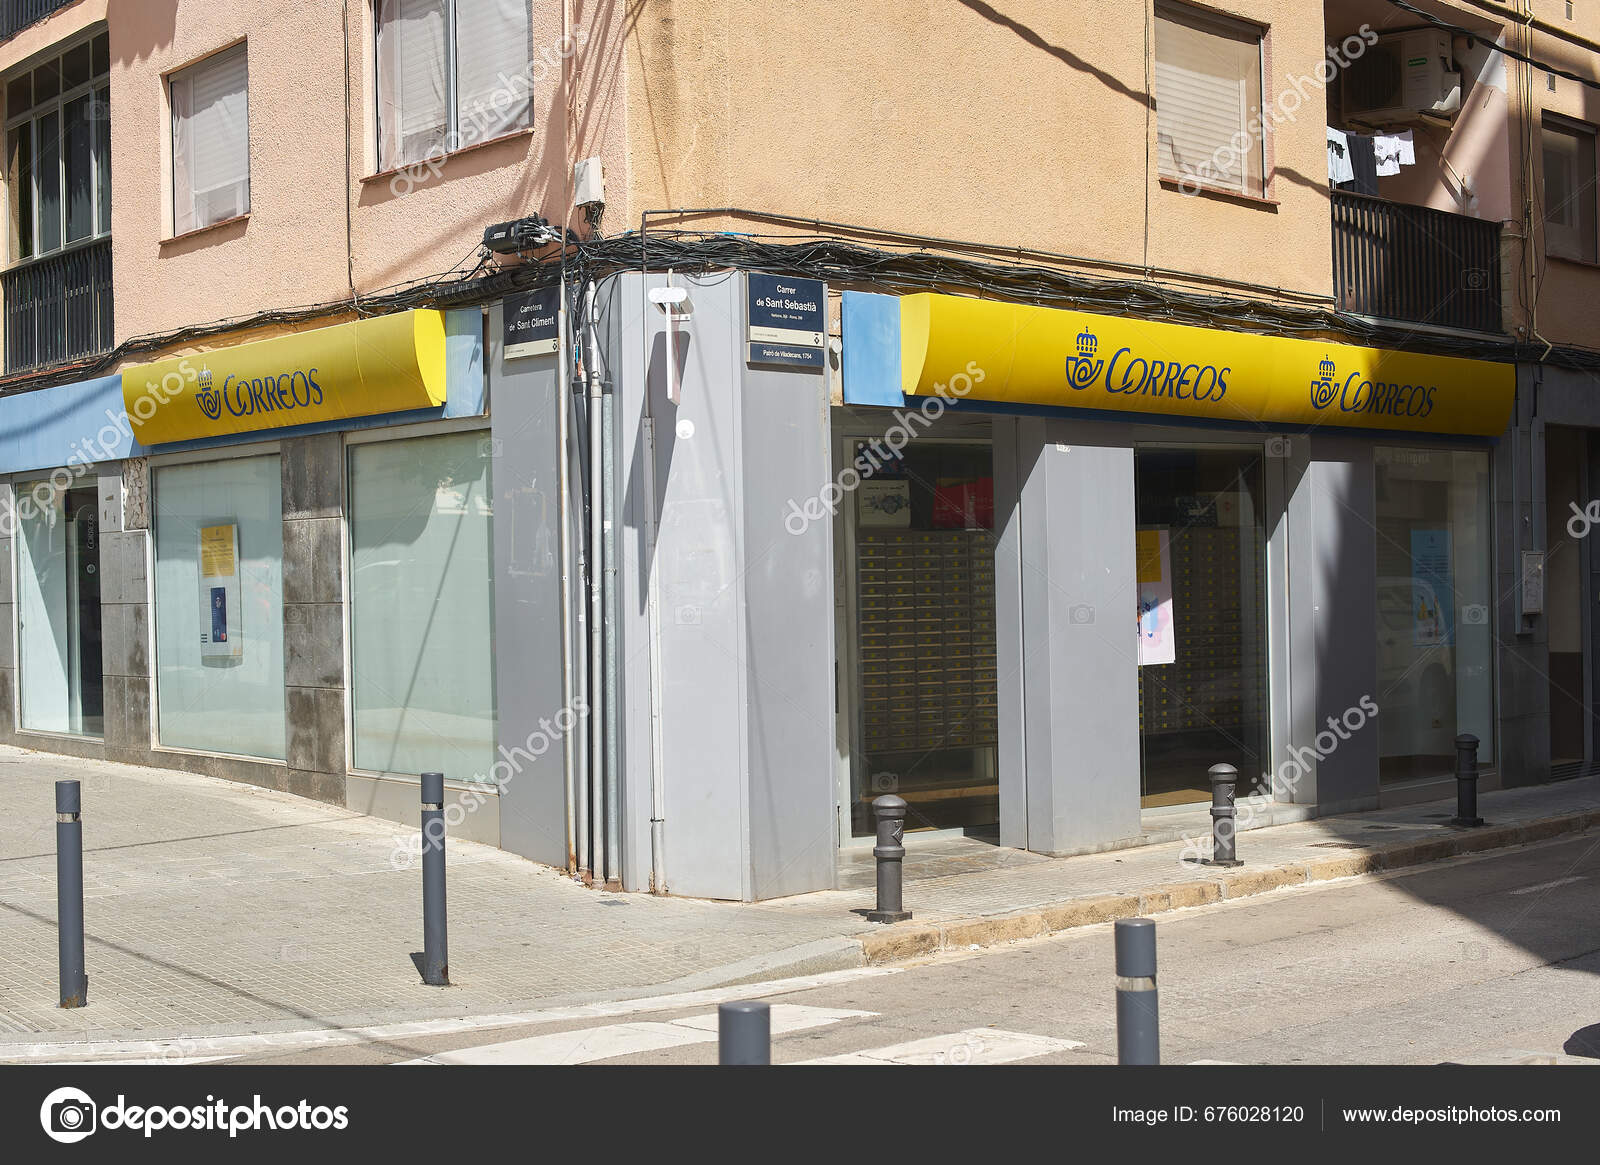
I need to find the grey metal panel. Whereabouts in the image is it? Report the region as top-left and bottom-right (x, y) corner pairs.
(603, 273), (655, 892)
(1496, 371), (1547, 785)
(1017, 421), (1142, 853)
(1284, 439), (1320, 804)
(1302, 436), (1379, 806)
(488, 299), (567, 865)
(633, 272), (749, 900)
(992, 416), (1027, 851)
(607, 271), (838, 901)
(739, 292), (836, 900)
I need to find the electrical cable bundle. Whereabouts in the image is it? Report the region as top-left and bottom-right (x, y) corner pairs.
(6, 213), (1596, 399)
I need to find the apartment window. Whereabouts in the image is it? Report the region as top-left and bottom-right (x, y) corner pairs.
(1153, 1), (1265, 198)
(4, 30), (110, 263)
(170, 43), (250, 236)
(1542, 116), (1598, 263)
(375, 0), (533, 172)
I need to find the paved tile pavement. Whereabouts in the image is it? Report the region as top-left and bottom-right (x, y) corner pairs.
(0, 748), (870, 1041)
(1, 743), (1595, 1043)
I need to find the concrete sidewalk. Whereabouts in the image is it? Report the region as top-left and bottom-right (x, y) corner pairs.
(1, 743), (1597, 1046)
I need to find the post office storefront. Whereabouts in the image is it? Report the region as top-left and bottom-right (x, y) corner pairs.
(0, 305), (559, 848)
(835, 290), (1515, 853)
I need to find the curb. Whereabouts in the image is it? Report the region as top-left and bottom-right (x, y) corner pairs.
(854, 808), (1600, 966)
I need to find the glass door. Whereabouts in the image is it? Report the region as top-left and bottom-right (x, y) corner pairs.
(1135, 447), (1269, 806)
(16, 477), (103, 736)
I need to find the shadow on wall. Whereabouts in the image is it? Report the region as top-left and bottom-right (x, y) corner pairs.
(107, 0), (177, 66)
(952, 0), (1149, 105)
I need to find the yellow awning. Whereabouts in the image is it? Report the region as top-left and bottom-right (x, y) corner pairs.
(121, 309), (447, 446)
(900, 293), (1515, 437)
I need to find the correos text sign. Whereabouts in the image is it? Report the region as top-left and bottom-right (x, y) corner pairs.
(899, 293), (1514, 437)
(120, 309), (448, 446)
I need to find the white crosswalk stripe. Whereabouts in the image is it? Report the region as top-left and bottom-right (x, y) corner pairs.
(399, 1004), (875, 1065)
(797, 1029), (1084, 1066)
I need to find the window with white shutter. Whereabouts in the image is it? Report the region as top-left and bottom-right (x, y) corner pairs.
(454, 0), (533, 146)
(171, 44), (250, 236)
(1542, 117), (1598, 263)
(376, 0), (448, 169)
(375, 0), (533, 173)
(1154, 2), (1265, 198)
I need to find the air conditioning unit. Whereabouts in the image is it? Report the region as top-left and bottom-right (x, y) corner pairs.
(1341, 29), (1462, 125)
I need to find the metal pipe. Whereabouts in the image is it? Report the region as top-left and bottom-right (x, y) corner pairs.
(584, 280), (604, 884)
(557, 284), (577, 875)
(570, 292), (591, 882)
(639, 274), (668, 894)
(569, 351), (591, 880)
(56, 779), (86, 1008)
(602, 375), (621, 887)
(419, 771), (449, 986)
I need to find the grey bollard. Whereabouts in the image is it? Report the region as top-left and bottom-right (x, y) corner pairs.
(718, 1001), (771, 1065)
(1201, 762), (1243, 867)
(56, 780), (87, 1008)
(420, 771), (449, 986)
(1114, 917), (1159, 1065)
(1452, 734), (1484, 827)
(866, 794), (912, 923)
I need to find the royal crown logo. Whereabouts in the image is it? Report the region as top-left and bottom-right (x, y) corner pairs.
(196, 365), (222, 420)
(1065, 327), (1104, 390)
(1310, 354), (1338, 410)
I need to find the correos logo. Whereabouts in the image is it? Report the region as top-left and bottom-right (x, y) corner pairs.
(40, 1086), (96, 1144)
(1310, 353), (1436, 420)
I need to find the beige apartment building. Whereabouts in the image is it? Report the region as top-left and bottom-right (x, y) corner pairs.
(0, 1), (1595, 900)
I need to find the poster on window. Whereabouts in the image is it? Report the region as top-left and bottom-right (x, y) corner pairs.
(1136, 527), (1176, 666)
(199, 522), (243, 664)
(1410, 528), (1453, 648)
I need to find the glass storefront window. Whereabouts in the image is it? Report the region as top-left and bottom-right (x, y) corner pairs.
(845, 435), (999, 837)
(1135, 448), (1269, 806)
(153, 455), (285, 759)
(349, 431), (497, 782)
(15, 476), (103, 735)
(1373, 447), (1494, 783)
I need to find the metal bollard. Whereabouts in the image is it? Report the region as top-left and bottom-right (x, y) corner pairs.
(718, 1001), (771, 1065)
(420, 771), (449, 986)
(1452, 734), (1485, 828)
(1114, 917), (1159, 1065)
(56, 780), (87, 1008)
(866, 794), (912, 923)
(1201, 762), (1243, 867)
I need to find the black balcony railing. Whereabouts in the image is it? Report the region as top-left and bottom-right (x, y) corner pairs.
(0, 0), (76, 42)
(2, 238), (113, 374)
(1330, 190), (1502, 334)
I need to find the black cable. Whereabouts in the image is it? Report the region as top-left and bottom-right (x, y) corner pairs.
(10, 220), (1600, 399)
(1382, 0), (1600, 93)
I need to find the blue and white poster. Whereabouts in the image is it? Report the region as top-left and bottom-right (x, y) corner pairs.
(1410, 529), (1453, 648)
